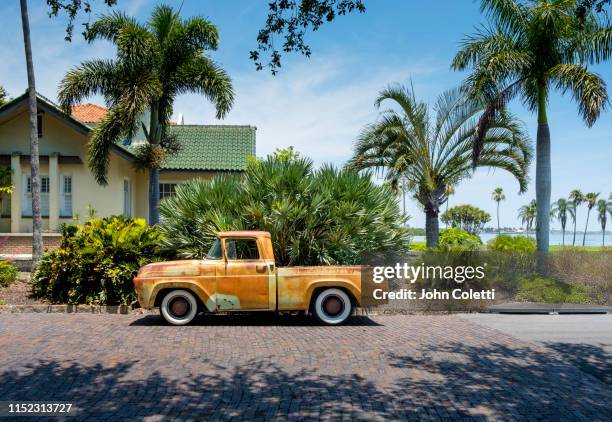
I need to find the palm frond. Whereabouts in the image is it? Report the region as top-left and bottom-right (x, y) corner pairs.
(174, 56), (234, 119)
(549, 63), (608, 126)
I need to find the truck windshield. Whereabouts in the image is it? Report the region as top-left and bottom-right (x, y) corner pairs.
(206, 239), (223, 260)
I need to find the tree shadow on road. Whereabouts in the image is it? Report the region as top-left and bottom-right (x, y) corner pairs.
(0, 359), (399, 420)
(2, 334), (610, 420)
(544, 342), (611, 386)
(386, 340), (612, 421)
(129, 313), (382, 327)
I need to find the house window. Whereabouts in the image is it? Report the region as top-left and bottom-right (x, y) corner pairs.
(159, 183), (177, 200)
(60, 175), (73, 217)
(37, 113), (43, 138)
(0, 192), (10, 217)
(123, 179), (132, 217)
(22, 175), (49, 217)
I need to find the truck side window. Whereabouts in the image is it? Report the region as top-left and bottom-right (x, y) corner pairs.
(207, 239), (223, 259)
(225, 239), (259, 260)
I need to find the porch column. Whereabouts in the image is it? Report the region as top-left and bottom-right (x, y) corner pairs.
(49, 152), (59, 231)
(10, 152), (21, 233)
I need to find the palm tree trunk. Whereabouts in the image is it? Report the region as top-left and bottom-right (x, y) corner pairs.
(582, 210), (591, 246)
(497, 201), (500, 234)
(20, 0), (43, 269)
(535, 87), (551, 254)
(572, 217), (577, 246)
(603, 229), (605, 247)
(425, 205), (440, 248)
(562, 227), (565, 246)
(148, 103), (161, 225)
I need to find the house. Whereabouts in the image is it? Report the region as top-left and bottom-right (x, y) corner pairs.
(0, 91), (255, 250)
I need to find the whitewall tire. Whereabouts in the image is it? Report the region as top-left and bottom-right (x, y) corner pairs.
(313, 288), (352, 325)
(160, 289), (198, 326)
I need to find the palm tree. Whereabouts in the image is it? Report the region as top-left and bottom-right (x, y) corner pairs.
(19, 0), (43, 268)
(58, 5), (234, 225)
(452, 0), (611, 253)
(551, 198), (572, 246)
(596, 199), (610, 246)
(347, 85), (531, 248)
(569, 189), (584, 246)
(492, 187), (505, 234)
(518, 199), (537, 233)
(582, 192), (599, 246)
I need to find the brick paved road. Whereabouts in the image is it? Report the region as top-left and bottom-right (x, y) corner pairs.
(0, 313), (610, 421)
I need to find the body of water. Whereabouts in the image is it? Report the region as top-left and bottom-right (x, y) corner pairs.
(412, 231), (611, 247)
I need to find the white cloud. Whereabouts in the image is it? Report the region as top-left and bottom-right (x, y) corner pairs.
(172, 55), (447, 164)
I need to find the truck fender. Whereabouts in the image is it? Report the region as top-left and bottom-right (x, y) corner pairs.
(305, 280), (362, 309)
(150, 281), (216, 312)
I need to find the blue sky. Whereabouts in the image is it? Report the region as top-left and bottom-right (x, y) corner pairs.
(0, 0), (610, 229)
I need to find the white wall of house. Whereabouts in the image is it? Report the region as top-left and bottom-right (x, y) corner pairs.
(0, 109), (146, 232)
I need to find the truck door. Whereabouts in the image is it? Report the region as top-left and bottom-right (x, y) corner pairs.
(216, 237), (272, 310)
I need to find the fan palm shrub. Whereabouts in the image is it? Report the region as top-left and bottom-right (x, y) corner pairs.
(58, 5), (234, 225)
(159, 154), (409, 265)
(347, 84), (530, 248)
(452, 0), (611, 253)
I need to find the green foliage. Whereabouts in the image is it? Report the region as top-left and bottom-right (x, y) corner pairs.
(441, 205), (491, 235)
(32, 216), (167, 305)
(410, 241), (427, 252)
(488, 235), (537, 253)
(437, 228), (482, 252)
(516, 277), (590, 304)
(347, 84), (530, 247)
(159, 154), (410, 265)
(0, 260), (18, 288)
(58, 5), (234, 186)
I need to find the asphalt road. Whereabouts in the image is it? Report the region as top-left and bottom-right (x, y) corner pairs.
(459, 313), (612, 345)
(460, 313), (612, 385)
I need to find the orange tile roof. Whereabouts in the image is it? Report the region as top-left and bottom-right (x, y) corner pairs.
(71, 103), (108, 124)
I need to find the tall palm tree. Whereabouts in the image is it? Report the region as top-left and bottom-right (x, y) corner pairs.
(492, 187), (506, 234)
(518, 199), (537, 232)
(19, 0), (43, 268)
(347, 85), (531, 248)
(569, 189), (584, 246)
(582, 192), (599, 245)
(551, 198), (572, 246)
(596, 199), (610, 246)
(59, 5), (234, 225)
(452, 0), (611, 253)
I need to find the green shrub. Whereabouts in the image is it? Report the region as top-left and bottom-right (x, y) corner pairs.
(32, 216), (167, 305)
(516, 277), (590, 304)
(410, 241), (427, 252)
(159, 154), (410, 265)
(488, 234), (536, 252)
(0, 260), (17, 287)
(437, 228), (482, 252)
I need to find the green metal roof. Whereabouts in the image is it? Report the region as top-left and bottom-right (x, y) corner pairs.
(162, 125), (256, 171)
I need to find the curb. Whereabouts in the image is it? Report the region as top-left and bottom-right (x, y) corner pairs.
(0, 304), (480, 316)
(0, 304), (133, 314)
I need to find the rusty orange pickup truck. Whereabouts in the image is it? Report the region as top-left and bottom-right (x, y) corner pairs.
(134, 230), (378, 325)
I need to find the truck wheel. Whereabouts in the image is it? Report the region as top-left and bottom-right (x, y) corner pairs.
(160, 290), (198, 326)
(313, 288), (352, 325)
